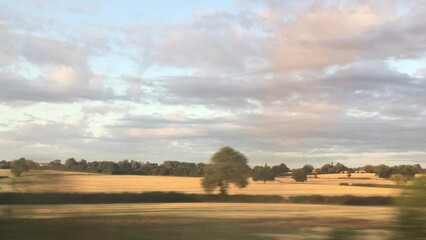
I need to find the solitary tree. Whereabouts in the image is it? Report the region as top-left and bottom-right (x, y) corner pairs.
(11, 158), (30, 177)
(291, 168), (307, 182)
(202, 147), (251, 195)
(252, 165), (275, 183)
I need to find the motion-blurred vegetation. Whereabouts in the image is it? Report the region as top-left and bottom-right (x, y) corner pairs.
(393, 175), (426, 239)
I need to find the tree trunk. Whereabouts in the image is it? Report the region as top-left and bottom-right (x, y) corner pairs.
(219, 181), (227, 195)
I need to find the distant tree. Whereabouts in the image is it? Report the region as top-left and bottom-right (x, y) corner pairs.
(413, 164), (422, 174)
(271, 163), (290, 176)
(0, 160), (10, 169)
(362, 165), (375, 173)
(202, 147), (251, 195)
(10, 158), (30, 177)
(347, 171), (352, 178)
(331, 163), (348, 173)
(77, 159), (88, 171)
(302, 164), (314, 174)
(24, 159), (39, 169)
(375, 164), (392, 178)
(195, 163), (206, 176)
(117, 160), (131, 174)
(252, 165), (275, 183)
(292, 169), (307, 182)
(47, 160), (63, 170)
(320, 164), (333, 174)
(391, 165), (417, 178)
(130, 160), (140, 170)
(64, 158), (77, 170)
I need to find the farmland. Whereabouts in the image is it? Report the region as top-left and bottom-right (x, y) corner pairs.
(0, 169), (417, 239)
(0, 202), (396, 240)
(0, 170), (400, 196)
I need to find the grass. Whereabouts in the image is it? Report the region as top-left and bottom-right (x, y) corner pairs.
(0, 202), (395, 221)
(0, 216), (273, 240)
(0, 204), (395, 240)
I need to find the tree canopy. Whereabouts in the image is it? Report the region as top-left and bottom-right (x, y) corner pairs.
(252, 165), (275, 183)
(11, 158), (30, 177)
(291, 168), (307, 182)
(202, 147), (251, 195)
(302, 164), (314, 174)
(271, 163), (290, 176)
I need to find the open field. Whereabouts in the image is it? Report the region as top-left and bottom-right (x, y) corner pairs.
(0, 203), (396, 240)
(0, 202), (395, 220)
(0, 170), (422, 239)
(0, 170), (400, 196)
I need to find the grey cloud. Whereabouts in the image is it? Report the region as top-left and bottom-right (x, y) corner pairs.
(144, 61), (426, 154)
(157, 75), (269, 108)
(0, 71), (117, 102)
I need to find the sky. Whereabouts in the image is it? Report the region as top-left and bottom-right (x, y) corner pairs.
(1, 0), (426, 167)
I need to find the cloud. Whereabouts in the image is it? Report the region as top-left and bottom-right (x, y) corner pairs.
(124, 9), (266, 72)
(0, 69), (116, 102)
(0, 7), (128, 103)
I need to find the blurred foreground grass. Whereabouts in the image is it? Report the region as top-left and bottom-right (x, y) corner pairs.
(0, 215), (395, 240)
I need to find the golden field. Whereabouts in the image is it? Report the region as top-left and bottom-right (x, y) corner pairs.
(0, 169), (414, 240)
(0, 169), (400, 196)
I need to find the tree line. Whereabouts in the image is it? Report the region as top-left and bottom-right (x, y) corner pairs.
(1, 158), (206, 177)
(1, 156), (422, 180)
